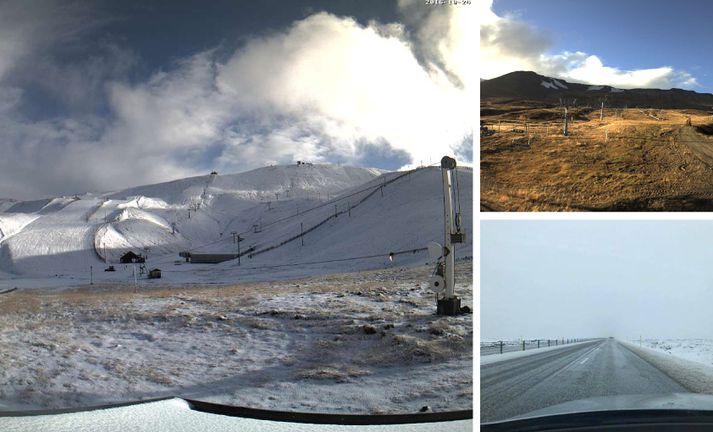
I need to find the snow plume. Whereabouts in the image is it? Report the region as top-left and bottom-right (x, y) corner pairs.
(479, 0), (698, 90)
(0, 5), (473, 199)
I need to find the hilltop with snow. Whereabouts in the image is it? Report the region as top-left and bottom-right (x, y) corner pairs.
(0, 163), (473, 414)
(0, 163), (472, 288)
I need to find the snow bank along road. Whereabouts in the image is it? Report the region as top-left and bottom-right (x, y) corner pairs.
(481, 338), (689, 422)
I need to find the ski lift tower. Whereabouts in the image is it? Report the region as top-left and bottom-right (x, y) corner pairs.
(429, 156), (466, 316)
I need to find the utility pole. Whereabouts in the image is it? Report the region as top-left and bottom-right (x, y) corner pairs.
(300, 222), (304, 246)
(231, 232), (243, 265)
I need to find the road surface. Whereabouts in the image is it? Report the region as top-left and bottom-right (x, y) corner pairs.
(481, 338), (688, 422)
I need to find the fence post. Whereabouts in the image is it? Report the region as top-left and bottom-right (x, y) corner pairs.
(499, 341), (503, 354)
(537, 339), (540, 349)
(548, 339), (551, 347)
(522, 340), (525, 351)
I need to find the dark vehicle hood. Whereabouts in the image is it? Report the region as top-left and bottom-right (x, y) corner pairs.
(516, 392), (713, 419)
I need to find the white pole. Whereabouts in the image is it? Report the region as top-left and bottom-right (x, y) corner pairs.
(600, 101), (604, 121)
(441, 158), (456, 300)
(564, 106), (569, 136)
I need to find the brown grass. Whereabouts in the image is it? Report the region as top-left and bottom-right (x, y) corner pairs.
(481, 105), (713, 211)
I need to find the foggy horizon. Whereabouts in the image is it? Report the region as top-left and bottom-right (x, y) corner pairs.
(481, 220), (713, 341)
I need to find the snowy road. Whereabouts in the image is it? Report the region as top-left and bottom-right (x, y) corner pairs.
(481, 338), (688, 422)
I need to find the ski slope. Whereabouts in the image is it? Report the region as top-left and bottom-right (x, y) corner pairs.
(0, 163), (472, 288)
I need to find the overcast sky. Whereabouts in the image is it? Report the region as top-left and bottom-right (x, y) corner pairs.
(481, 0), (712, 91)
(482, 220), (713, 341)
(0, 0), (473, 200)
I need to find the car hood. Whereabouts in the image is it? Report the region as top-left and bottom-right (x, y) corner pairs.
(514, 393), (713, 420)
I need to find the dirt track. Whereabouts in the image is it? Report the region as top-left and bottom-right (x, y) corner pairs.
(678, 126), (713, 167)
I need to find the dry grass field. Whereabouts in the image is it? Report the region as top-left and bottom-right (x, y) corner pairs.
(481, 102), (713, 211)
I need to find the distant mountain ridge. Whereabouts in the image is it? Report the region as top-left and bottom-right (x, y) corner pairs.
(481, 71), (713, 110)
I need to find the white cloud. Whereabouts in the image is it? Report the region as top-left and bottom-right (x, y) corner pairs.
(215, 12), (472, 168)
(480, 0), (698, 89)
(0, 6), (473, 199)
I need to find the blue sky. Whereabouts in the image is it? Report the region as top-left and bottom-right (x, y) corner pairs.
(482, 0), (711, 91)
(0, 1), (473, 199)
(482, 220), (713, 340)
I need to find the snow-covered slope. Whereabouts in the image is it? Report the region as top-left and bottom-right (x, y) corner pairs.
(0, 163), (472, 287)
(106, 165), (384, 205)
(0, 199), (17, 213)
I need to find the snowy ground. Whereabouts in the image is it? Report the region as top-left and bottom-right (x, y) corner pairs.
(637, 338), (713, 367)
(0, 262), (472, 414)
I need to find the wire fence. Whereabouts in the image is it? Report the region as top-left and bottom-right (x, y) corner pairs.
(480, 338), (598, 356)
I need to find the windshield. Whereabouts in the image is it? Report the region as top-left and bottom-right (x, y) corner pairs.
(481, 220), (713, 423)
(0, 0), (473, 419)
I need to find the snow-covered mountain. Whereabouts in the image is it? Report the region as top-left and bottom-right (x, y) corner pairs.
(0, 163), (472, 287)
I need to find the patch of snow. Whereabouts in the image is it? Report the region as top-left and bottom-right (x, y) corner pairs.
(587, 85), (604, 91)
(0, 213), (39, 242)
(117, 196), (172, 210)
(552, 79), (568, 89)
(637, 338), (713, 368)
(540, 80), (557, 90)
(115, 208), (171, 230)
(621, 340), (713, 394)
(610, 87), (624, 93)
(0, 398), (472, 431)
